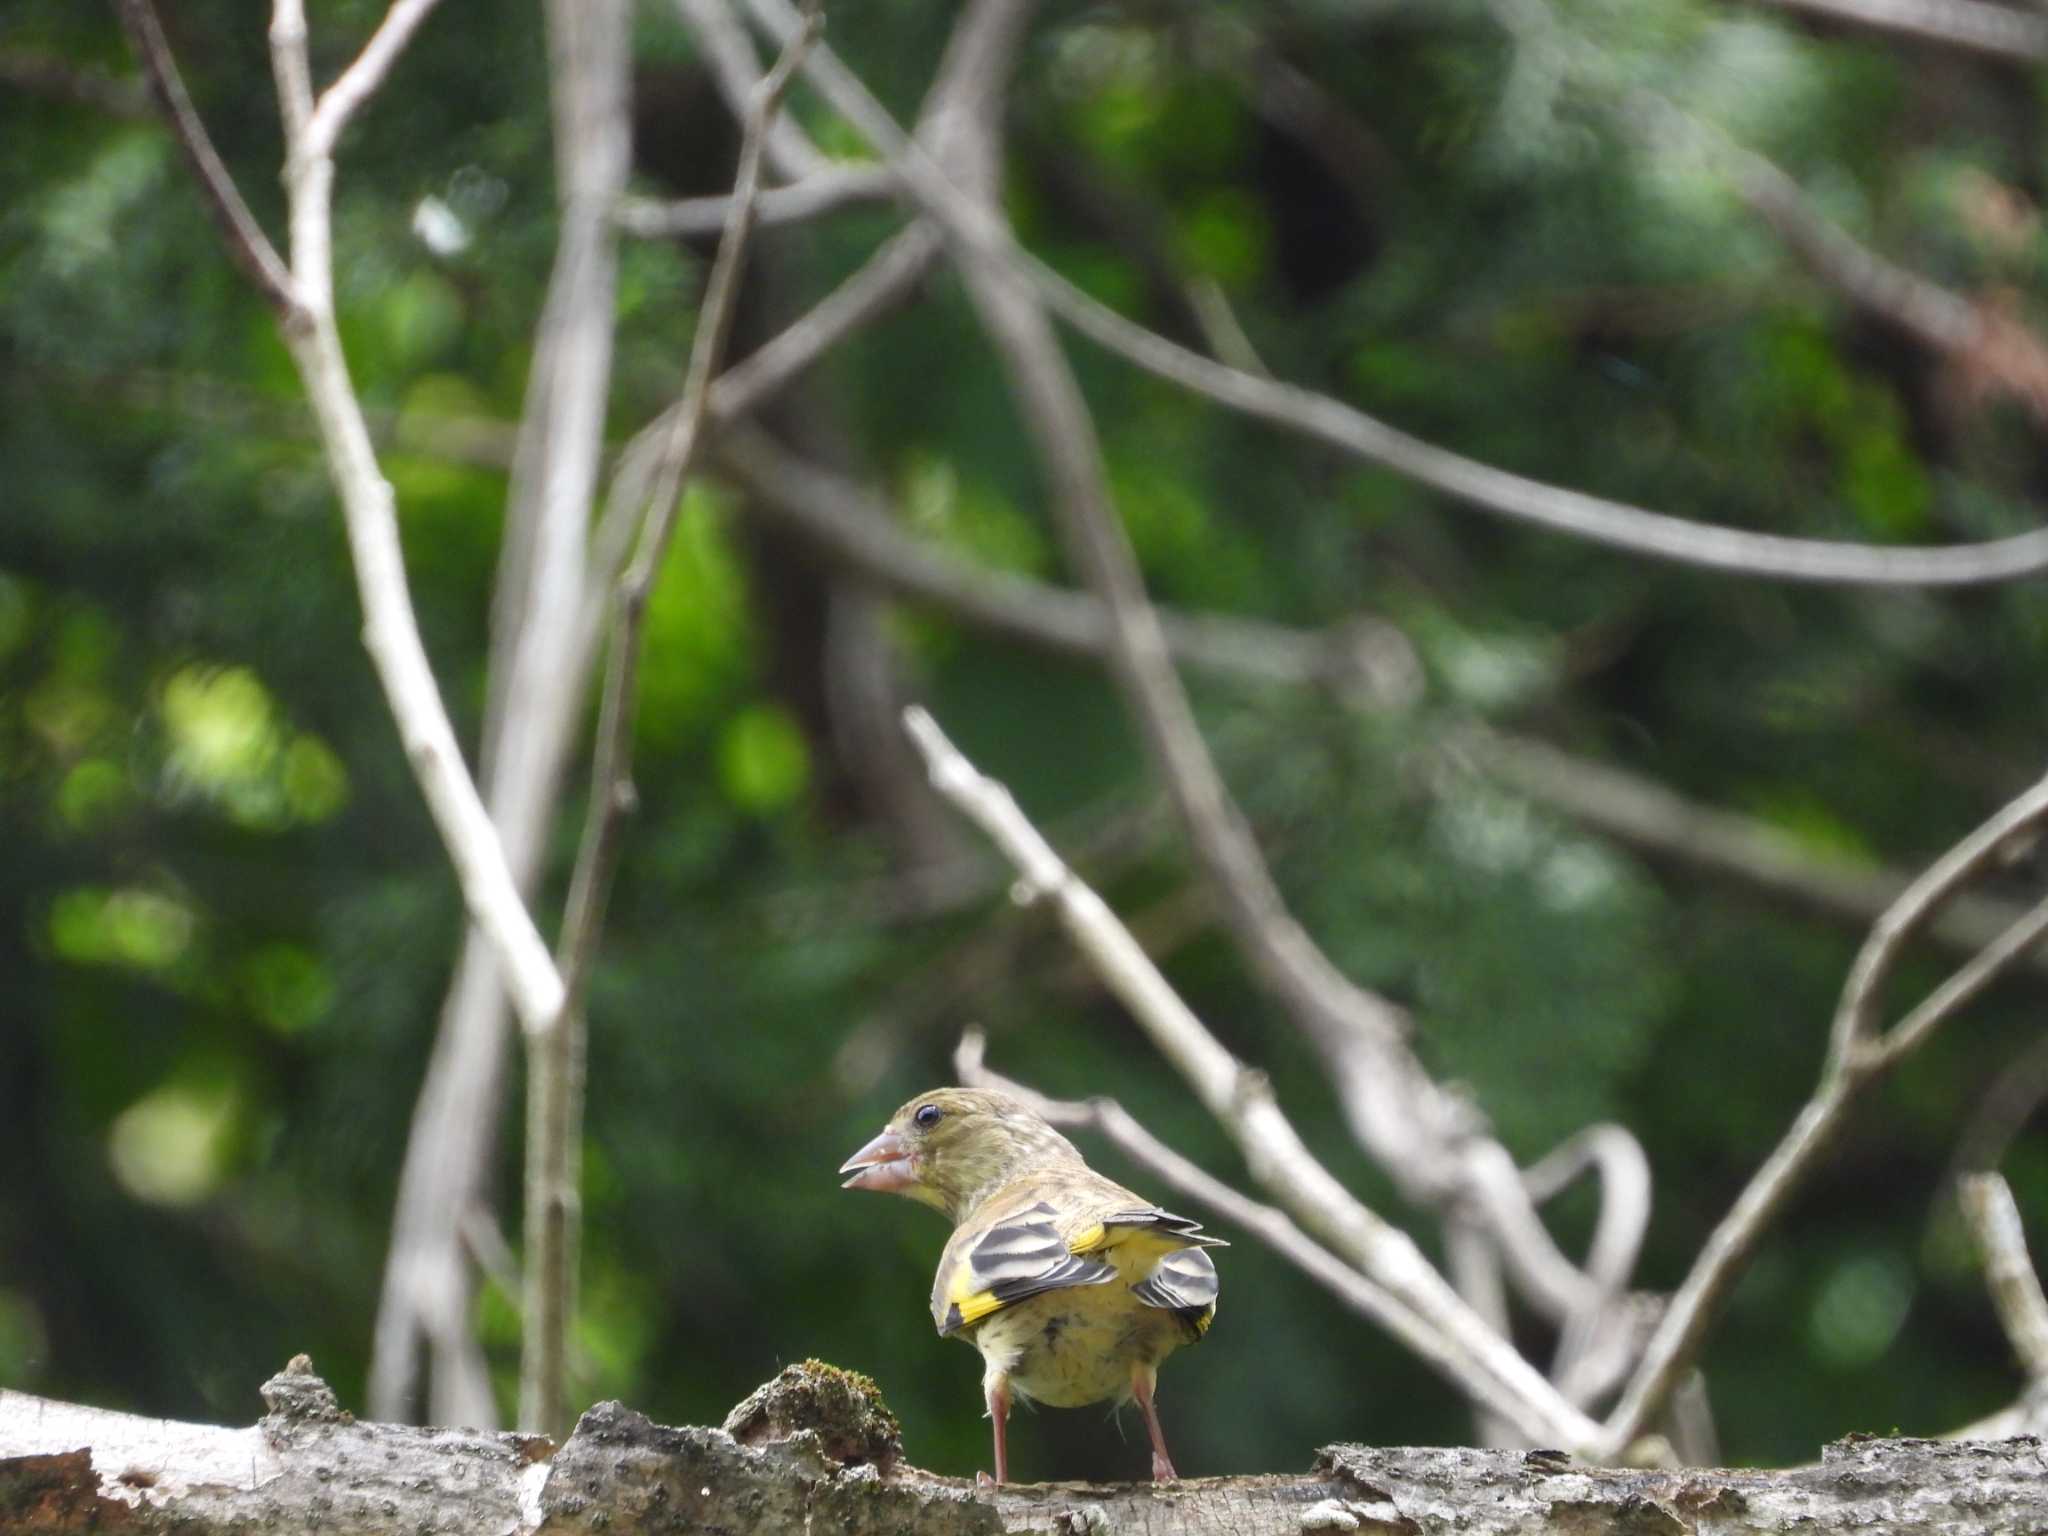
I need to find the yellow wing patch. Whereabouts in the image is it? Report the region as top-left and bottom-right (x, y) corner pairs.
(947, 1272), (1006, 1330)
(934, 1201), (1117, 1337)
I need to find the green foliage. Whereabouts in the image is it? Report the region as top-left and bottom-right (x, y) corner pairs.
(2, 0), (2044, 1482)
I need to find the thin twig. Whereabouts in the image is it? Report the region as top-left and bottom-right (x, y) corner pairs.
(1959, 1172), (2048, 1384)
(593, 222), (944, 588)
(1519, 1125), (1654, 1406)
(672, 0), (833, 181)
(1037, 267), (2048, 587)
(903, 705), (1604, 1453)
(616, 165), (895, 237)
(555, 5), (823, 1019)
(1445, 1210), (1522, 1446)
(511, 0), (635, 1441)
(1879, 892), (2048, 1065)
(1829, 773), (2048, 1065)
(113, 0), (298, 314)
(1950, 1032), (2048, 1181)
(302, 0), (451, 159)
(712, 425), (1405, 693)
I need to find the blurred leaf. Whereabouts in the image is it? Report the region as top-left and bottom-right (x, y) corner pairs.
(50, 885), (197, 973)
(107, 1075), (242, 1208)
(718, 702), (810, 815)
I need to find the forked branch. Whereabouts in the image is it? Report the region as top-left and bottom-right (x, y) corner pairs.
(1603, 761), (2048, 1452)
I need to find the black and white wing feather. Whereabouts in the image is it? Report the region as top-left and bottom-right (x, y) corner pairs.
(934, 1200), (1116, 1336)
(1132, 1246), (1220, 1336)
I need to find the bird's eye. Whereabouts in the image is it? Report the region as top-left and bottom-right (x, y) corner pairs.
(913, 1103), (944, 1130)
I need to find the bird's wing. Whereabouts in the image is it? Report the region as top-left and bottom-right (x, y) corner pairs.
(1068, 1206), (1230, 1255)
(1130, 1245), (1220, 1335)
(1068, 1206), (1222, 1337)
(933, 1199), (1117, 1337)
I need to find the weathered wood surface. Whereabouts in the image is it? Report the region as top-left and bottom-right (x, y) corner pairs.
(2, 1360), (2043, 1534)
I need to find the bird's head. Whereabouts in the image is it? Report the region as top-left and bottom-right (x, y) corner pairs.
(839, 1087), (1084, 1220)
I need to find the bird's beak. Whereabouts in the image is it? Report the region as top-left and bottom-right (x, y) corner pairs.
(839, 1127), (917, 1193)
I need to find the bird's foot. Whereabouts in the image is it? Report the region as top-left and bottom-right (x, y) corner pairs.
(1150, 1450), (1178, 1481)
(977, 1469), (1001, 1489)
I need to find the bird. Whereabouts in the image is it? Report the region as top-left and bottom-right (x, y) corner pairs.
(839, 1086), (1224, 1484)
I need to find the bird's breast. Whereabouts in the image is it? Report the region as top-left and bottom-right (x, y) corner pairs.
(965, 1284), (1193, 1408)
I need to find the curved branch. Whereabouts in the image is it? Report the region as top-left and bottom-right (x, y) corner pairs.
(113, 0), (297, 313)
(1959, 1172), (2048, 1385)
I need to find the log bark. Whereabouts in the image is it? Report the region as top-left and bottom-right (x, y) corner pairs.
(1, 1358), (2042, 1534)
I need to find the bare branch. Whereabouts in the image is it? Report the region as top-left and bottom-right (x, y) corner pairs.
(112, 0), (297, 314)
(371, 970), (512, 1427)
(1609, 77), (2048, 431)
(1713, 128), (1979, 353)
(555, 4), (823, 1023)
(716, 225), (944, 417)
(507, 0), (636, 1441)
(1951, 1030), (2048, 1179)
(617, 165), (895, 237)
(1036, 266), (2048, 586)
(1829, 771), (2048, 1063)
(258, 0), (594, 1434)
(739, 0), (1436, 1172)
(712, 426), (1407, 694)
(1492, 0), (2048, 427)
(515, 0), (819, 1443)
(1759, 0), (2048, 62)
(1878, 891), (2048, 1064)
(671, 0), (833, 181)
(1603, 761), (2048, 1453)
(903, 705), (1604, 1454)
(302, 0), (450, 159)
(1521, 1126), (1654, 1408)
(1443, 1211), (1520, 1446)
(1959, 1172), (2048, 1384)
(259, 0), (566, 1038)
(593, 222), (944, 609)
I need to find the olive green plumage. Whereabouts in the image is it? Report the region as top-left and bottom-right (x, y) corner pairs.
(840, 1087), (1223, 1483)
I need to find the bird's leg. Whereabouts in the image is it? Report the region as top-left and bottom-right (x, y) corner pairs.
(1130, 1365), (1177, 1481)
(979, 1374), (1011, 1487)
